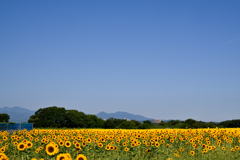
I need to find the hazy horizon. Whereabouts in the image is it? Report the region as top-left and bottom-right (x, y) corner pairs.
(0, 105), (236, 122)
(1, 1), (240, 122)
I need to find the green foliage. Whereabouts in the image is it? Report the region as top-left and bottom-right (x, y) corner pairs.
(103, 118), (125, 129)
(28, 106), (67, 128)
(219, 119), (240, 128)
(85, 114), (104, 128)
(28, 106), (104, 128)
(27, 106), (240, 129)
(65, 110), (86, 128)
(0, 113), (10, 122)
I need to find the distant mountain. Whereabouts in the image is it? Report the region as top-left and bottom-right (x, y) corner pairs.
(0, 106), (35, 123)
(96, 111), (155, 122)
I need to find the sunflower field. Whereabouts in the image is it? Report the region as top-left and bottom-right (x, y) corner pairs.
(0, 128), (240, 160)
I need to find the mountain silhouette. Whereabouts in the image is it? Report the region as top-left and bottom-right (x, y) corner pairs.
(0, 106), (35, 123)
(96, 111), (155, 122)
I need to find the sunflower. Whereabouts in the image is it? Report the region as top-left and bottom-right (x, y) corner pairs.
(35, 138), (39, 142)
(101, 137), (106, 142)
(105, 145), (111, 150)
(124, 147), (129, 152)
(203, 148), (208, 153)
(235, 145), (239, 150)
(17, 142), (25, 151)
(98, 143), (103, 148)
(56, 153), (68, 160)
(146, 148), (150, 153)
(193, 144), (198, 149)
(174, 153), (179, 158)
(52, 135), (56, 139)
(35, 149), (39, 154)
(0, 147), (5, 153)
(0, 153), (8, 160)
(82, 141), (86, 147)
(59, 140), (64, 146)
(190, 151), (195, 156)
(110, 146), (114, 150)
(231, 148), (235, 152)
(65, 141), (71, 148)
(76, 154), (87, 160)
(3, 136), (7, 141)
(222, 147), (226, 151)
(161, 140), (165, 144)
(131, 143), (135, 147)
(46, 143), (58, 156)
(86, 138), (92, 143)
(180, 148), (184, 152)
(75, 143), (81, 148)
(73, 140), (77, 145)
(26, 141), (33, 149)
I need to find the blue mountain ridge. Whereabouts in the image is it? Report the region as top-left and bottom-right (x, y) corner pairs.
(96, 111), (155, 122)
(0, 106), (35, 123)
(0, 106), (162, 123)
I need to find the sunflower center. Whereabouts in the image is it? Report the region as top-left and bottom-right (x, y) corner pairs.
(60, 157), (65, 160)
(20, 144), (24, 149)
(48, 146), (54, 153)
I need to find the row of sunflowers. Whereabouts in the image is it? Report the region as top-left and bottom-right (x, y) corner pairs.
(0, 128), (240, 159)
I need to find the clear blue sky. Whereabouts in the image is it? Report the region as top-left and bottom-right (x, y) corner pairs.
(1, 0), (240, 122)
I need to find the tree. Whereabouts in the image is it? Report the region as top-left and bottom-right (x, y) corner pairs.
(28, 106), (67, 128)
(85, 114), (104, 128)
(131, 120), (141, 128)
(103, 118), (126, 129)
(0, 113), (10, 122)
(118, 121), (135, 129)
(65, 110), (87, 128)
(139, 120), (152, 129)
(184, 119), (197, 128)
(219, 119), (240, 128)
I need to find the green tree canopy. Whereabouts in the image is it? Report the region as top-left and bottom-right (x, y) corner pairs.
(28, 106), (67, 128)
(0, 113), (10, 122)
(65, 110), (87, 128)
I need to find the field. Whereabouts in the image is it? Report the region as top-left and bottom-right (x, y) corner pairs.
(0, 128), (240, 160)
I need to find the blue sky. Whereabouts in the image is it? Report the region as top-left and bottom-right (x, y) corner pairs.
(0, 0), (240, 122)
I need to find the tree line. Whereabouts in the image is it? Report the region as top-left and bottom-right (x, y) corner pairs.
(1, 106), (240, 128)
(0, 113), (10, 122)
